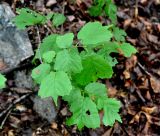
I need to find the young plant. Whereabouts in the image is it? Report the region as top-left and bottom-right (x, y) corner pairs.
(12, 8), (66, 29)
(13, 8), (137, 130)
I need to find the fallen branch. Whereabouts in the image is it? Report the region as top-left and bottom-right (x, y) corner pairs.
(0, 109), (12, 129)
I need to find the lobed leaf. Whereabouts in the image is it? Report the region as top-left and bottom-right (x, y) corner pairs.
(98, 42), (137, 60)
(31, 63), (51, 84)
(67, 97), (100, 129)
(54, 48), (83, 73)
(97, 98), (122, 126)
(34, 34), (59, 61)
(113, 27), (127, 42)
(52, 13), (66, 27)
(85, 82), (107, 101)
(75, 54), (113, 85)
(39, 71), (72, 105)
(119, 43), (137, 57)
(42, 51), (55, 63)
(63, 88), (82, 104)
(56, 33), (74, 49)
(98, 42), (119, 56)
(105, 56), (118, 67)
(78, 22), (112, 47)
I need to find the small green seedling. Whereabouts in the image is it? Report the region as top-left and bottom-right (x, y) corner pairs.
(13, 8), (137, 130)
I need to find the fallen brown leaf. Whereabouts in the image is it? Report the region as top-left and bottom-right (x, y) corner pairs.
(51, 122), (58, 130)
(8, 130), (15, 136)
(150, 76), (160, 93)
(141, 106), (157, 114)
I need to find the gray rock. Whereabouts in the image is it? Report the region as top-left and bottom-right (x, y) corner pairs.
(14, 70), (34, 89)
(33, 96), (58, 123)
(0, 3), (33, 70)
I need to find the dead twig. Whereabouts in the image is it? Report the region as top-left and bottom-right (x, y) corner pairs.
(135, 89), (146, 103)
(10, 87), (33, 94)
(0, 109), (12, 129)
(133, 83), (146, 104)
(137, 62), (151, 77)
(0, 93), (32, 118)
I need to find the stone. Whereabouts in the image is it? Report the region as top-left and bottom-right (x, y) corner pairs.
(14, 70), (34, 89)
(33, 96), (58, 123)
(0, 3), (33, 71)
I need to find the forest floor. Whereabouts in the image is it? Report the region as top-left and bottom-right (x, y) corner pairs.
(0, 0), (160, 135)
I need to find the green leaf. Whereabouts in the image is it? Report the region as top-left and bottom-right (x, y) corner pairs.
(97, 42), (119, 66)
(97, 98), (122, 126)
(63, 88), (82, 104)
(52, 13), (66, 27)
(0, 73), (6, 89)
(75, 54), (113, 85)
(56, 33), (74, 49)
(119, 43), (137, 57)
(105, 56), (118, 67)
(78, 22), (112, 47)
(104, 2), (117, 24)
(98, 42), (137, 58)
(85, 82), (107, 101)
(113, 27), (127, 42)
(12, 8), (46, 29)
(67, 97), (100, 129)
(89, 5), (103, 17)
(34, 34), (59, 61)
(39, 34), (59, 54)
(39, 71), (72, 104)
(42, 51), (55, 63)
(54, 48), (83, 73)
(96, 0), (106, 7)
(98, 42), (119, 56)
(64, 89), (100, 129)
(46, 13), (54, 20)
(31, 64), (51, 84)
(89, 0), (105, 17)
